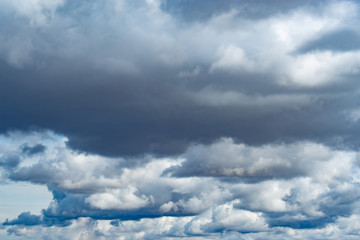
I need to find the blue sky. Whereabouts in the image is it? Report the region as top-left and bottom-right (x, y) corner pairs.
(1, 0), (360, 239)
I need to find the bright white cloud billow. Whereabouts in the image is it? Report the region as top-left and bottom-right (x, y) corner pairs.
(0, 0), (359, 87)
(0, 131), (360, 239)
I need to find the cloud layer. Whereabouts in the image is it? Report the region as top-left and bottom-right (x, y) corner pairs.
(1, 0), (360, 239)
(0, 0), (360, 156)
(1, 131), (360, 239)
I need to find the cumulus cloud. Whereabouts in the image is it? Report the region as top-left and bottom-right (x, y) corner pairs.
(0, 0), (358, 84)
(0, 131), (360, 239)
(2, 0), (360, 239)
(210, 44), (256, 73)
(170, 138), (356, 180)
(3, 212), (41, 226)
(204, 1), (360, 87)
(6, 214), (360, 240)
(284, 50), (360, 86)
(85, 187), (152, 210)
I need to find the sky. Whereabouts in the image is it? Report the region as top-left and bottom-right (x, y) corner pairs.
(1, 0), (360, 239)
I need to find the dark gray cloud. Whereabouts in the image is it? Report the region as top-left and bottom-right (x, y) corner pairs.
(0, 154), (20, 169)
(21, 144), (46, 156)
(161, 0), (323, 21)
(297, 29), (360, 53)
(0, 0), (359, 157)
(1, 62), (360, 157)
(3, 212), (41, 226)
(1, 0), (360, 239)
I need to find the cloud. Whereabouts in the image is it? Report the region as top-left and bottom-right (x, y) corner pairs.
(297, 29), (360, 53)
(205, 1), (360, 87)
(3, 0), (65, 26)
(210, 44), (255, 73)
(178, 66), (201, 78)
(4, 213), (360, 240)
(1, 0), (360, 239)
(0, 130), (360, 239)
(0, 0), (360, 156)
(21, 144), (46, 156)
(284, 50), (360, 86)
(0, 154), (20, 169)
(170, 138), (356, 181)
(3, 212), (41, 226)
(191, 88), (313, 108)
(200, 200), (269, 233)
(85, 187), (152, 210)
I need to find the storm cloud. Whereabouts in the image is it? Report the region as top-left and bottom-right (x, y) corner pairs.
(0, 0), (360, 156)
(1, 0), (360, 239)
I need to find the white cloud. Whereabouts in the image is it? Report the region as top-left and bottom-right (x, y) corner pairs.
(173, 138), (356, 180)
(7, 0), (65, 26)
(204, 200), (269, 232)
(0, 0), (359, 88)
(85, 186), (151, 210)
(210, 44), (255, 73)
(0, 130), (359, 240)
(192, 87), (314, 108)
(204, 1), (360, 87)
(282, 50), (360, 87)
